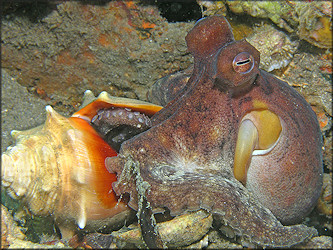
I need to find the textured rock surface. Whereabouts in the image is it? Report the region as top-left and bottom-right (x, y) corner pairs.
(1, 1), (193, 114)
(1, 69), (49, 152)
(200, 1), (332, 48)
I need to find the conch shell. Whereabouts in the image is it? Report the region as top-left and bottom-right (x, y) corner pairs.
(1, 91), (163, 235)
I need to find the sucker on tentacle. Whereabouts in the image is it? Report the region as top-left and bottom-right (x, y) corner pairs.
(91, 107), (152, 152)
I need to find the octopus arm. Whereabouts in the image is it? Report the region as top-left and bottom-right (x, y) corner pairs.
(141, 170), (317, 248)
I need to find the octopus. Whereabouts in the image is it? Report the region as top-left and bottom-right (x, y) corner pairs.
(105, 16), (323, 247)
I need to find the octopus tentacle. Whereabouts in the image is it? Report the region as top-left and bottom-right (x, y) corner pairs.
(107, 154), (317, 248)
(91, 108), (152, 151)
(148, 168), (316, 247)
(92, 108), (152, 130)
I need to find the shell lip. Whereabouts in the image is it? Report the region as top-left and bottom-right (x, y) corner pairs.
(72, 100), (163, 122)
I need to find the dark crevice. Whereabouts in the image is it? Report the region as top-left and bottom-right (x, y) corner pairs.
(146, 0), (202, 22)
(1, 1), (56, 23)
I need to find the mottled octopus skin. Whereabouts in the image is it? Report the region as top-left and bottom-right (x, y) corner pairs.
(107, 16), (323, 247)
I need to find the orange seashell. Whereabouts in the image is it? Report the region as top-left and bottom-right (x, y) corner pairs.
(1, 91), (163, 236)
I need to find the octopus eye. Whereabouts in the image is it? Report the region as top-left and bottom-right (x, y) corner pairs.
(232, 52), (254, 74)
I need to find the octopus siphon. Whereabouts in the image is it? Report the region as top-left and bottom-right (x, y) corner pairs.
(106, 15), (323, 248)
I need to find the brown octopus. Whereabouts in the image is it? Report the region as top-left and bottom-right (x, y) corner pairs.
(106, 16), (323, 247)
